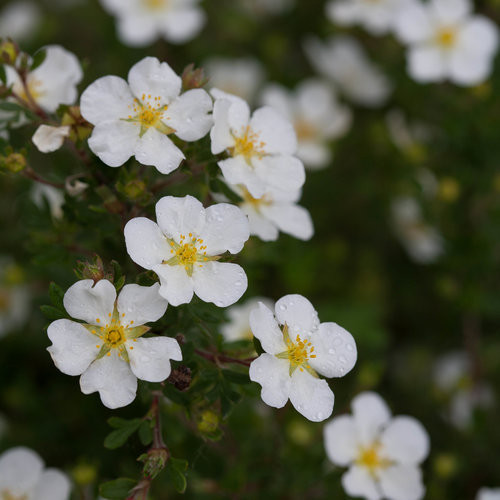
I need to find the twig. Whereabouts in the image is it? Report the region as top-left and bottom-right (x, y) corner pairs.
(194, 348), (256, 367)
(22, 167), (64, 189)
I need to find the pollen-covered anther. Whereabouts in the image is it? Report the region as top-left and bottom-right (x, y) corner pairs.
(356, 444), (392, 473)
(232, 125), (266, 162)
(436, 27), (457, 48)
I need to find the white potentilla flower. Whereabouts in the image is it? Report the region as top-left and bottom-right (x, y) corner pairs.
(225, 182), (314, 242)
(0, 1), (40, 41)
(249, 295), (357, 422)
(324, 391), (430, 500)
(80, 57), (212, 174)
(477, 488), (500, 500)
(205, 57), (264, 103)
(210, 94), (305, 198)
(260, 79), (352, 170)
(124, 195), (250, 307)
(0, 446), (71, 500)
(5, 45), (82, 113)
(47, 279), (182, 409)
(304, 36), (392, 107)
(32, 124), (71, 153)
(99, 0), (205, 47)
(391, 196), (444, 264)
(394, 0), (499, 86)
(221, 297), (274, 342)
(31, 184), (65, 220)
(326, 0), (409, 35)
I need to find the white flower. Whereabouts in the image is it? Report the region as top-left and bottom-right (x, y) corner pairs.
(99, 0), (205, 46)
(80, 57), (212, 174)
(394, 0), (499, 86)
(477, 488), (500, 500)
(224, 182), (314, 242)
(0, 1), (40, 41)
(32, 124), (70, 153)
(0, 446), (71, 500)
(221, 297), (273, 342)
(31, 184), (65, 219)
(47, 279), (181, 409)
(124, 195), (250, 307)
(210, 94), (305, 198)
(5, 45), (82, 113)
(391, 197), (444, 264)
(304, 36), (392, 107)
(249, 295), (357, 422)
(324, 391), (430, 500)
(205, 57), (264, 103)
(326, 0), (409, 35)
(260, 79), (352, 170)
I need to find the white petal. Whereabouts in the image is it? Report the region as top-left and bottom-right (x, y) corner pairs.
(430, 0), (470, 24)
(88, 119), (138, 167)
(327, 0), (360, 25)
(0, 447), (43, 495)
(164, 89), (213, 141)
(308, 322), (357, 378)
(250, 106), (297, 155)
(47, 319), (100, 376)
(155, 195), (206, 239)
(192, 262), (247, 307)
(380, 416), (430, 465)
(261, 202), (313, 240)
(218, 157), (266, 198)
(289, 369), (334, 422)
(407, 46), (447, 83)
(211, 98), (235, 154)
(124, 217), (170, 270)
(135, 128), (185, 174)
(128, 56), (181, 103)
(117, 283), (168, 326)
(161, 5), (205, 43)
(244, 204), (280, 241)
(153, 263), (194, 306)
(249, 301), (287, 354)
(116, 14), (158, 47)
(476, 488), (500, 500)
(297, 142), (332, 169)
(275, 294), (319, 333)
(449, 51), (493, 86)
(202, 203), (250, 254)
(323, 415), (358, 466)
(459, 17), (499, 56)
(227, 96), (251, 133)
(33, 469), (72, 500)
(63, 279), (116, 326)
(342, 465), (382, 500)
(128, 336), (182, 382)
(249, 353), (290, 408)
(378, 464), (425, 500)
(80, 351), (137, 409)
(352, 391), (392, 446)
(32, 125), (70, 153)
(252, 155), (306, 194)
(394, 5), (433, 44)
(80, 75), (134, 125)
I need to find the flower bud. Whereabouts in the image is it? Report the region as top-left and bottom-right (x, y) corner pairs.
(139, 447), (169, 479)
(197, 410), (219, 435)
(1, 152), (26, 172)
(0, 39), (19, 65)
(182, 63), (208, 90)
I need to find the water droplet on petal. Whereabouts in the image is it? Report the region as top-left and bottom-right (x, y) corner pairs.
(328, 348), (336, 355)
(279, 304), (286, 311)
(346, 344), (354, 351)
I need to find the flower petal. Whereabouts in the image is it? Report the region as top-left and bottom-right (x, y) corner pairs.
(155, 195), (206, 240)
(192, 261), (247, 307)
(261, 202), (313, 241)
(47, 319), (101, 376)
(32, 125), (70, 153)
(80, 351), (137, 409)
(135, 128), (185, 174)
(218, 156), (266, 198)
(33, 469), (71, 500)
(380, 416), (430, 465)
(0, 447), (43, 495)
(274, 294), (319, 333)
(407, 46), (447, 83)
(227, 95), (251, 133)
(308, 322), (357, 378)
(252, 155), (306, 194)
(250, 106), (297, 155)
(289, 369), (334, 422)
(211, 98), (236, 154)
(249, 301), (287, 354)
(116, 14), (158, 47)
(323, 415), (358, 466)
(448, 51), (493, 86)
(244, 204), (280, 241)
(352, 391), (392, 446)
(378, 464), (425, 500)
(430, 0), (470, 24)
(394, 4), (433, 44)
(249, 353), (290, 408)
(342, 465), (382, 500)
(128, 336), (182, 382)
(153, 263), (194, 306)
(63, 279), (116, 326)
(124, 217), (169, 270)
(160, 5), (205, 43)
(117, 283), (168, 327)
(459, 17), (499, 56)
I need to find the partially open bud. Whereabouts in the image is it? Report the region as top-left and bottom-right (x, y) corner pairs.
(139, 447), (169, 479)
(182, 63), (208, 90)
(0, 39), (19, 65)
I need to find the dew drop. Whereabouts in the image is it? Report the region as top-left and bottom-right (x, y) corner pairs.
(279, 304), (286, 311)
(328, 348), (336, 355)
(346, 344), (354, 351)
(339, 356), (347, 364)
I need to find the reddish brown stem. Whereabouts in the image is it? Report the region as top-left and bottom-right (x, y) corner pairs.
(194, 348), (256, 367)
(22, 167), (64, 189)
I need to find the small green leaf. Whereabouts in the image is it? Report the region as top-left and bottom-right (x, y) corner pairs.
(138, 420), (153, 446)
(115, 275), (126, 292)
(222, 369), (250, 385)
(40, 305), (66, 320)
(0, 101), (25, 112)
(104, 418), (142, 449)
(30, 48), (47, 71)
(166, 458), (188, 494)
(99, 478), (136, 499)
(49, 282), (65, 309)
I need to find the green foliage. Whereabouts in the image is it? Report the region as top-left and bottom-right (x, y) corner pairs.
(99, 478), (136, 499)
(104, 417), (143, 450)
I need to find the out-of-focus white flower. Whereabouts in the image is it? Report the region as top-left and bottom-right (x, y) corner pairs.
(249, 295), (357, 422)
(31, 184), (65, 220)
(32, 125), (70, 153)
(222, 297), (274, 342)
(5, 45), (83, 113)
(99, 0), (205, 46)
(65, 178), (89, 197)
(394, 0), (498, 86)
(0, 1), (40, 41)
(391, 196), (444, 264)
(260, 79), (352, 170)
(434, 351), (493, 429)
(324, 391), (430, 500)
(125, 195), (250, 307)
(326, 0), (408, 35)
(477, 488), (500, 500)
(0, 446), (71, 500)
(210, 94), (305, 198)
(304, 36), (392, 107)
(80, 57), (212, 174)
(205, 57), (264, 103)
(47, 279), (182, 409)
(225, 182), (314, 242)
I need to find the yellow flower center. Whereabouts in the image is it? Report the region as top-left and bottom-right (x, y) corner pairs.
(18, 77), (44, 103)
(1, 491), (27, 500)
(231, 126), (266, 163)
(143, 0), (167, 9)
(356, 444), (392, 474)
(240, 186), (272, 210)
(276, 324), (317, 376)
(294, 119), (316, 141)
(126, 94), (174, 137)
(436, 27), (457, 48)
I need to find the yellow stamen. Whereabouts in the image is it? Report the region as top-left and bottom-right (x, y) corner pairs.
(231, 125), (266, 163)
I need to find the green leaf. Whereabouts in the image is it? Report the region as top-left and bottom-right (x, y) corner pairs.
(166, 458), (188, 494)
(99, 478), (136, 499)
(222, 369), (250, 385)
(138, 420), (153, 446)
(40, 305), (66, 320)
(30, 48), (47, 71)
(104, 418), (142, 449)
(48, 282), (65, 309)
(115, 275), (126, 292)
(0, 101), (25, 112)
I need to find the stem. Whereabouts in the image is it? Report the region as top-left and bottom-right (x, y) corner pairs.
(22, 167), (65, 189)
(194, 348), (256, 367)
